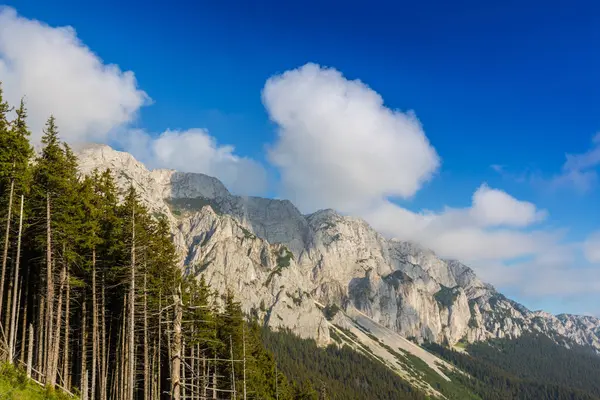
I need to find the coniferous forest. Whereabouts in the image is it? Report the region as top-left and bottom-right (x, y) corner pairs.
(424, 334), (600, 400)
(261, 328), (426, 400)
(0, 84), (328, 399)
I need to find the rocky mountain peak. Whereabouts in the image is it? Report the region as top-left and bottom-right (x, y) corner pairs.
(76, 144), (600, 352)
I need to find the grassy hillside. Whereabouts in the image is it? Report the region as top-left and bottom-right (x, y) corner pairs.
(0, 363), (73, 400)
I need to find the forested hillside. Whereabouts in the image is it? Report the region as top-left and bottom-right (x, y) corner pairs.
(0, 84), (326, 399)
(262, 328), (427, 400)
(424, 333), (600, 400)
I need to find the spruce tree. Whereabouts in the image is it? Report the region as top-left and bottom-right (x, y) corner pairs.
(0, 83), (14, 185)
(0, 89), (331, 399)
(0, 95), (32, 355)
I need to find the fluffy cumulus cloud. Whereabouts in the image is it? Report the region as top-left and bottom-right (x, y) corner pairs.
(0, 7), (267, 196)
(263, 63), (600, 301)
(263, 63), (439, 212)
(470, 184), (547, 227)
(120, 128), (267, 195)
(262, 63), (551, 261)
(0, 7), (149, 143)
(363, 186), (552, 263)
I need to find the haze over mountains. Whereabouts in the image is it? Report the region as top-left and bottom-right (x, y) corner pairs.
(77, 144), (600, 355)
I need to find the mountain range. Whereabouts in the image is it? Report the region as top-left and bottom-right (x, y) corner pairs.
(77, 143), (600, 394)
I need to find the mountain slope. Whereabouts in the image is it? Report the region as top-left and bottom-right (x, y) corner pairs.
(76, 144), (600, 355)
(424, 333), (600, 399)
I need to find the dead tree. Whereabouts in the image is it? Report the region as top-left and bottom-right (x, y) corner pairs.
(45, 194), (54, 383)
(27, 323), (33, 378)
(127, 206), (136, 400)
(171, 285), (183, 400)
(19, 280), (28, 365)
(230, 335), (236, 399)
(143, 268), (148, 400)
(36, 297), (44, 379)
(81, 297), (88, 399)
(50, 262), (67, 386)
(8, 195), (24, 362)
(92, 248), (98, 399)
(63, 270), (71, 390)
(100, 273), (108, 400)
(0, 175), (15, 335)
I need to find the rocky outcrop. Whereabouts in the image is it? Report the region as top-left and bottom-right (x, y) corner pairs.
(76, 144), (600, 351)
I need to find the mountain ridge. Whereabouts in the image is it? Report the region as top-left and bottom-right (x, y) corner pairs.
(76, 143), (600, 353)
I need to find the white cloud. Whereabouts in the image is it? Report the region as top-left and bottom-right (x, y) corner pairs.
(470, 184), (547, 227)
(367, 200), (600, 297)
(363, 185), (551, 263)
(491, 249), (600, 298)
(584, 232), (600, 264)
(0, 7), (267, 196)
(263, 63), (439, 212)
(262, 63), (599, 301)
(0, 6), (149, 143)
(120, 128), (268, 196)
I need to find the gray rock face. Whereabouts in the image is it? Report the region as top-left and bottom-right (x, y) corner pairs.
(77, 144), (600, 351)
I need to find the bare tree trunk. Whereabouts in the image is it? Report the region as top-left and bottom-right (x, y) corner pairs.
(151, 338), (157, 400)
(143, 269), (149, 400)
(36, 296), (44, 379)
(83, 370), (89, 400)
(19, 284), (27, 365)
(243, 326), (247, 400)
(128, 207), (135, 400)
(123, 317), (128, 400)
(11, 278), (21, 361)
(0, 177), (14, 332)
(167, 319), (171, 383)
(8, 280), (19, 363)
(212, 355), (217, 400)
(171, 286), (182, 400)
(101, 271), (107, 400)
(4, 261), (13, 350)
(120, 294), (127, 400)
(114, 304), (122, 400)
(45, 194), (54, 383)
(63, 270), (71, 389)
(50, 263), (66, 386)
(230, 335), (236, 400)
(191, 343), (195, 400)
(182, 340), (186, 400)
(158, 290), (162, 399)
(27, 323), (33, 378)
(81, 296), (88, 398)
(202, 348), (207, 400)
(92, 248), (98, 400)
(8, 195), (24, 362)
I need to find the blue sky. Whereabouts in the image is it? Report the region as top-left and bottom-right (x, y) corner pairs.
(1, 0), (599, 316)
